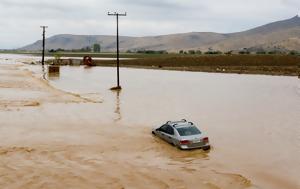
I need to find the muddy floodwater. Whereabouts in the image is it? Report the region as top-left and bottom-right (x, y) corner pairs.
(0, 54), (299, 189)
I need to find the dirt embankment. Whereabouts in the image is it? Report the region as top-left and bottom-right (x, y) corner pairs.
(0, 64), (98, 110)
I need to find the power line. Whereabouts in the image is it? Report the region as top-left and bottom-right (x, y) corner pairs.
(108, 12), (127, 89)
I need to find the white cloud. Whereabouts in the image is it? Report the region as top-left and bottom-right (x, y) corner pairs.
(0, 0), (298, 48)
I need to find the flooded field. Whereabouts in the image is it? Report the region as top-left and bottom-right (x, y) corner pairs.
(0, 54), (299, 189)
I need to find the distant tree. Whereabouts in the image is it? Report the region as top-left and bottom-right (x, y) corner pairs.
(188, 50), (195, 54)
(56, 48), (65, 52)
(289, 50), (299, 55)
(256, 51), (266, 55)
(93, 43), (101, 52)
(87, 46), (92, 52)
(136, 50), (167, 54)
(80, 46), (91, 52)
(268, 51), (282, 55)
(54, 52), (62, 64)
(225, 51), (233, 55)
(196, 50), (202, 55)
(49, 48), (65, 53)
(179, 50), (184, 54)
(205, 51), (222, 55)
(239, 51), (250, 55)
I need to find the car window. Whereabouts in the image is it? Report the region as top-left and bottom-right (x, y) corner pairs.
(166, 126), (174, 135)
(176, 126), (201, 136)
(159, 125), (168, 133)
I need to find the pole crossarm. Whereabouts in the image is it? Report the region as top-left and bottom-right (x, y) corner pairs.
(108, 12), (127, 16)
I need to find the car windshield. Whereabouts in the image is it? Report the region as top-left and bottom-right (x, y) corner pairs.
(176, 126), (201, 136)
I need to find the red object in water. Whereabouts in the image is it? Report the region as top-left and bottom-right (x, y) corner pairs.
(83, 56), (93, 66)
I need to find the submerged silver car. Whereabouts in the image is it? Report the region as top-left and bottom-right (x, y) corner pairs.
(152, 119), (210, 150)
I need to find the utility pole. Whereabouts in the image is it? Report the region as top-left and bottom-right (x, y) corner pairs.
(108, 12), (126, 89)
(40, 26), (48, 66)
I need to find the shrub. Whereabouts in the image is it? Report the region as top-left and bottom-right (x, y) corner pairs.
(239, 51), (250, 55)
(205, 51), (222, 55)
(225, 51), (233, 55)
(188, 50), (195, 54)
(196, 50), (202, 55)
(93, 44), (101, 52)
(289, 50), (299, 55)
(256, 51), (266, 55)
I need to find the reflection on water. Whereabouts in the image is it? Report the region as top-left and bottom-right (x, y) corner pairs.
(48, 72), (60, 80)
(39, 65), (61, 81)
(113, 90), (122, 122)
(42, 65), (46, 80)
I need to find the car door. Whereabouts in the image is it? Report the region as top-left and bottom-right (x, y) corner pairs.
(157, 125), (169, 141)
(164, 125), (176, 144)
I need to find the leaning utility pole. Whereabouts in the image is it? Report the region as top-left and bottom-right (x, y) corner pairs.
(108, 12), (127, 89)
(40, 26), (48, 66)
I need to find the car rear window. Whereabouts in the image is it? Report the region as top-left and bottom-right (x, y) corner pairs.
(176, 126), (201, 136)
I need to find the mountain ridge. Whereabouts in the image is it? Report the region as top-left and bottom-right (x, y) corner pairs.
(20, 15), (300, 52)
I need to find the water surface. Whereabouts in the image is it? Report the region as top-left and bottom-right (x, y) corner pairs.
(45, 65), (300, 189)
(1, 53), (299, 188)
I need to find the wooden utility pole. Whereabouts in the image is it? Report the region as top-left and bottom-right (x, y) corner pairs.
(108, 12), (126, 89)
(40, 26), (48, 66)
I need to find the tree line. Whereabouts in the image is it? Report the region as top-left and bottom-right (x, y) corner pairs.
(48, 43), (101, 53)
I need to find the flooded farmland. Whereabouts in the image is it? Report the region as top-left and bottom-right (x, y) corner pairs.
(0, 54), (299, 189)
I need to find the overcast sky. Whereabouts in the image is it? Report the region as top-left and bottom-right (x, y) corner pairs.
(0, 0), (299, 49)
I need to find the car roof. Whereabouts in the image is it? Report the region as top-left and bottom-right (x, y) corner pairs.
(166, 119), (196, 128)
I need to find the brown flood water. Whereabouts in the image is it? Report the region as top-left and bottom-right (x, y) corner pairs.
(0, 54), (300, 189)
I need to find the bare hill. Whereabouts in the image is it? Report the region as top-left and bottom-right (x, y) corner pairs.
(20, 15), (300, 52)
